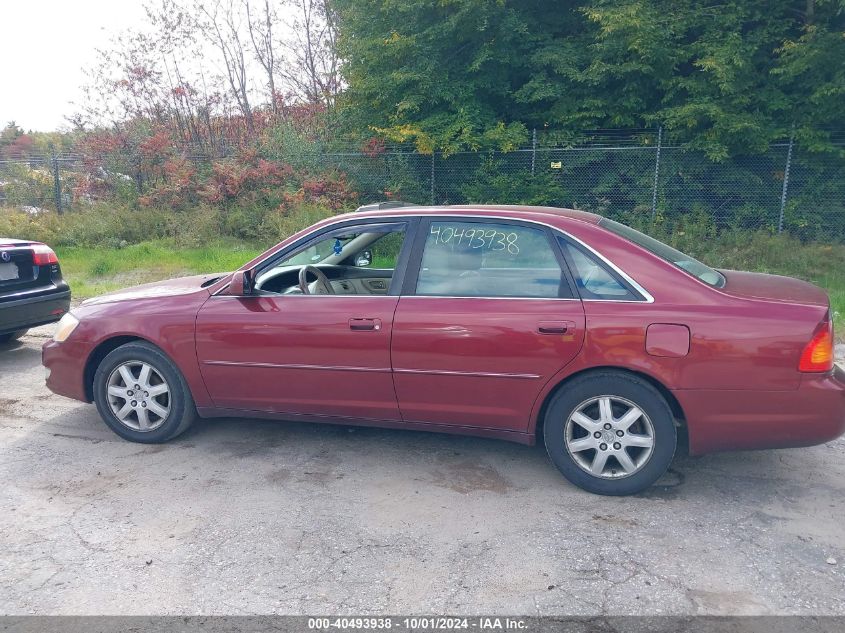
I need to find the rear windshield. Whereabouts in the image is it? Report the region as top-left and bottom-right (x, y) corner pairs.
(599, 219), (726, 288)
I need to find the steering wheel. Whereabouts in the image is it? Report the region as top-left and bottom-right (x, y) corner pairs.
(298, 265), (335, 295)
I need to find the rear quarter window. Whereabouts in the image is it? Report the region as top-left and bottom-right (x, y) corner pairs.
(557, 237), (641, 301)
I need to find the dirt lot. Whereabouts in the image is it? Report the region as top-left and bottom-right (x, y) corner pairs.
(2, 325), (845, 615)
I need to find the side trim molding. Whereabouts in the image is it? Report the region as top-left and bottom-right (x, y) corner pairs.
(394, 368), (541, 380)
(202, 360), (541, 380)
(203, 360), (392, 373)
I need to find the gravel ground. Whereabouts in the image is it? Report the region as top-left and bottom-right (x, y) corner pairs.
(1, 325), (844, 615)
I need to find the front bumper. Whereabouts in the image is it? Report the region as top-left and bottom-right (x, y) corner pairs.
(43, 336), (92, 402)
(677, 365), (845, 455)
(0, 289), (71, 335)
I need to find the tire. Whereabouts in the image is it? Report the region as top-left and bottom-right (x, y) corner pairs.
(543, 370), (676, 496)
(93, 341), (196, 443)
(0, 329), (27, 343)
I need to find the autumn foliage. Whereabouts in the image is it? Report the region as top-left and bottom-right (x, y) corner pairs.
(45, 109), (356, 219)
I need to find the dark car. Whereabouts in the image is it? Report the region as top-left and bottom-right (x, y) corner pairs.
(0, 239), (71, 343)
(42, 205), (844, 495)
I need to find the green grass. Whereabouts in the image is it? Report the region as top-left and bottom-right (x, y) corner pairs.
(56, 239), (262, 299)
(57, 233), (844, 341)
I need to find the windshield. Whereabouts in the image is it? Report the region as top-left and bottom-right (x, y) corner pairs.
(283, 233), (360, 266)
(599, 218), (726, 288)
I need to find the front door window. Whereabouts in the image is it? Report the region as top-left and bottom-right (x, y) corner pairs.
(254, 223), (408, 296)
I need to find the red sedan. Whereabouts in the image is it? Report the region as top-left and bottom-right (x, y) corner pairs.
(42, 205), (845, 495)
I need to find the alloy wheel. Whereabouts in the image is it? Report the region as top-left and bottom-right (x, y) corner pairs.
(106, 361), (171, 432)
(564, 395), (655, 479)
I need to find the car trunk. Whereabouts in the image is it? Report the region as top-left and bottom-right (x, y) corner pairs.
(0, 241), (41, 294)
(718, 269), (830, 307)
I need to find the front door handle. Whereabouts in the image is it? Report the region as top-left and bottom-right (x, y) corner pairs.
(349, 318), (381, 331)
(538, 320), (574, 335)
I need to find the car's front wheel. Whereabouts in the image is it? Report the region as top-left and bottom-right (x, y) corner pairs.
(543, 371), (676, 495)
(93, 341), (196, 443)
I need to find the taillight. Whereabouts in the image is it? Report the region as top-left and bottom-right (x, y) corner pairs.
(30, 243), (59, 266)
(798, 319), (834, 373)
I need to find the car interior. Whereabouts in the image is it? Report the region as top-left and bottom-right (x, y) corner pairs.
(254, 226), (406, 295)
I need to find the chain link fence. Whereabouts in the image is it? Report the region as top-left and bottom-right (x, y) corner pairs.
(320, 137), (845, 241)
(0, 155), (72, 213)
(2, 130), (844, 241)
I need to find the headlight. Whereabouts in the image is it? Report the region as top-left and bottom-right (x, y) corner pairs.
(53, 313), (79, 342)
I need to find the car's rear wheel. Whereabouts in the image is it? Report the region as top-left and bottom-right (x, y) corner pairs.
(93, 341), (196, 443)
(0, 329), (27, 343)
(543, 371), (676, 496)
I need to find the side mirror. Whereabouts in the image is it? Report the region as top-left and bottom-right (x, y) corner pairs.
(228, 270), (253, 296)
(354, 250), (373, 267)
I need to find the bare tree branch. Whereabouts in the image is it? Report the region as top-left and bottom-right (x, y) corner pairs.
(196, 0), (256, 132)
(245, 0), (279, 113)
(278, 0), (342, 108)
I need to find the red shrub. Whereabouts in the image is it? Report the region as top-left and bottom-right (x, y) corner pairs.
(362, 137), (386, 157)
(198, 154), (294, 205)
(138, 158), (198, 208)
(280, 171), (357, 212)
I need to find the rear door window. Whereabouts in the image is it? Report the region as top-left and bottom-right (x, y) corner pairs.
(414, 221), (572, 298)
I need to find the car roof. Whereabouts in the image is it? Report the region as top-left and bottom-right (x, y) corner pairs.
(348, 204), (603, 227)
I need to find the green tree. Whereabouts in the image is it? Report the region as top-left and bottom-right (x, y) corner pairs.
(566, 0), (845, 159)
(336, 0), (845, 158)
(0, 122), (24, 150)
(335, 0), (552, 153)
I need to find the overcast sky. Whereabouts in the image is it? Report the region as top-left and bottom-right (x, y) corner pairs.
(0, 0), (149, 132)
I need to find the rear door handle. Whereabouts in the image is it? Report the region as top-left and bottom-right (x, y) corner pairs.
(349, 318), (381, 331)
(538, 321), (574, 335)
